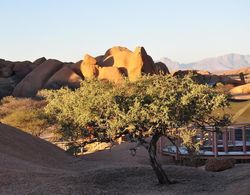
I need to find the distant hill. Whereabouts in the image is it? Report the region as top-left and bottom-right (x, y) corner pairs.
(160, 53), (250, 73)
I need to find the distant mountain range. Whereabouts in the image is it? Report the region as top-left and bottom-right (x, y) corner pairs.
(160, 53), (250, 73)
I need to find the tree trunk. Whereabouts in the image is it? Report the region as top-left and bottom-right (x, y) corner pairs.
(148, 133), (172, 184)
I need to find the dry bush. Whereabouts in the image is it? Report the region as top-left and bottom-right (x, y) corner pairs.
(0, 96), (46, 117)
(0, 96), (49, 136)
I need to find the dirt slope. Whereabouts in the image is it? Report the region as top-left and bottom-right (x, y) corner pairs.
(0, 123), (72, 168)
(0, 123), (249, 194)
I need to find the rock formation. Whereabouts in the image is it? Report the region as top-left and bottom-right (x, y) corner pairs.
(98, 66), (124, 83)
(69, 60), (83, 77)
(12, 59), (63, 97)
(12, 61), (33, 77)
(230, 83), (250, 95)
(0, 77), (16, 98)
(45, 66), (82, 89)
(80, 55), (99, 79)
(99, 46), (157, 80)
(0, 59), (34, 98)
(80, 46), (169, 82)
(154, 62), (170, 75)
(173, 70), (243, 86)
(0, 61), (13, 78)
(32, 57), (47, 69)
(1, 46), (170, 98)
(0, 57), (85, 98)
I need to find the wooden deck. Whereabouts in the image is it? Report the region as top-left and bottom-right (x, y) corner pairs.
(160, 123), (250, 160)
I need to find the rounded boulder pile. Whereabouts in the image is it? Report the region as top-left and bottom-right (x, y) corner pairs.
(80, 46), (169, 83)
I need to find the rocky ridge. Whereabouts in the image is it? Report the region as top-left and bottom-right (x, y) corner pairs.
(1, 46), (170, 98)
(0, 47), (249, 99)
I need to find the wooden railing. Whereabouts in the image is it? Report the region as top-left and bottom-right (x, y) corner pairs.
(223, 73), (250, 83)
(160, 123), (250, 160)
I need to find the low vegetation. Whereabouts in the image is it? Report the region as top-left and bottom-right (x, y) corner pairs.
(0, 96), (48, 136)
(1, 75), (240, 184)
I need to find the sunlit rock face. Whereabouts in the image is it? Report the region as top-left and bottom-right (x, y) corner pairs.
(45, 66), (83, 89)
(80, 54), (99, 79)
(230, 83), (250, 95)
(0, 46), (170, 98)
(80, 46), (169, 82)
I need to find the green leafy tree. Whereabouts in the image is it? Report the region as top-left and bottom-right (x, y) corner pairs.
(44, 75), (229, 184)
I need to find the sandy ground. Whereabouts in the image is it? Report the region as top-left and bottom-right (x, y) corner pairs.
(0, 123), (250, 195)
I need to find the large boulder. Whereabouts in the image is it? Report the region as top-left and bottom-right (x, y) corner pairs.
(98, 66), (124, 83)
(69, 60), (83, 78)
(95, 55), (105, 64)
(0, 60), (14, 78)
(154, 62), (170, 74)
(84, 54), (97, 65)
(12, 59), (63, 97)
(32, 57), (47, 69)
(205, 158), (235, 172)
(100, 46), (155, 81)
(45, 66), (82, 89)
(80, 54), (124, 83)
(140, 47), (156, 74)
(0, 60), (35, 98)
(81, 46), (168, 82)
(0, 60), (33, 79)
(80, 55), (99, 79)
(230, 83), (250, 95)
(13, 61), (33, 77)
(0, 77), (16, 98)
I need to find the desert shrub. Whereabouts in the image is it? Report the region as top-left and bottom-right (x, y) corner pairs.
(179, 128), (201, 155)
(0, 96), (49, 136)
(0, 96), (46, 115)
(1, 110), (46, 136)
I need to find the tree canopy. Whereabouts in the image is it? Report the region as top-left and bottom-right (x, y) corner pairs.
(44, 74), (230, 184)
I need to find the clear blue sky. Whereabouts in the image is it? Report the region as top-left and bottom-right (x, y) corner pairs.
(1, 0), (250, 63)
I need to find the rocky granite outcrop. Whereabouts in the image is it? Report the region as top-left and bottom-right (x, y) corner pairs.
(45, 66), (82, 89)
(12, 59), (63, 97)
(0, 46), (170, 98)
(230, 83), (250, 95)
(0, 77), (16, 98)
(173, 70), (243, 86)
(0, 59), (34, 98)
(0, 58), (85, 98)
(80, 46), (169, 82)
